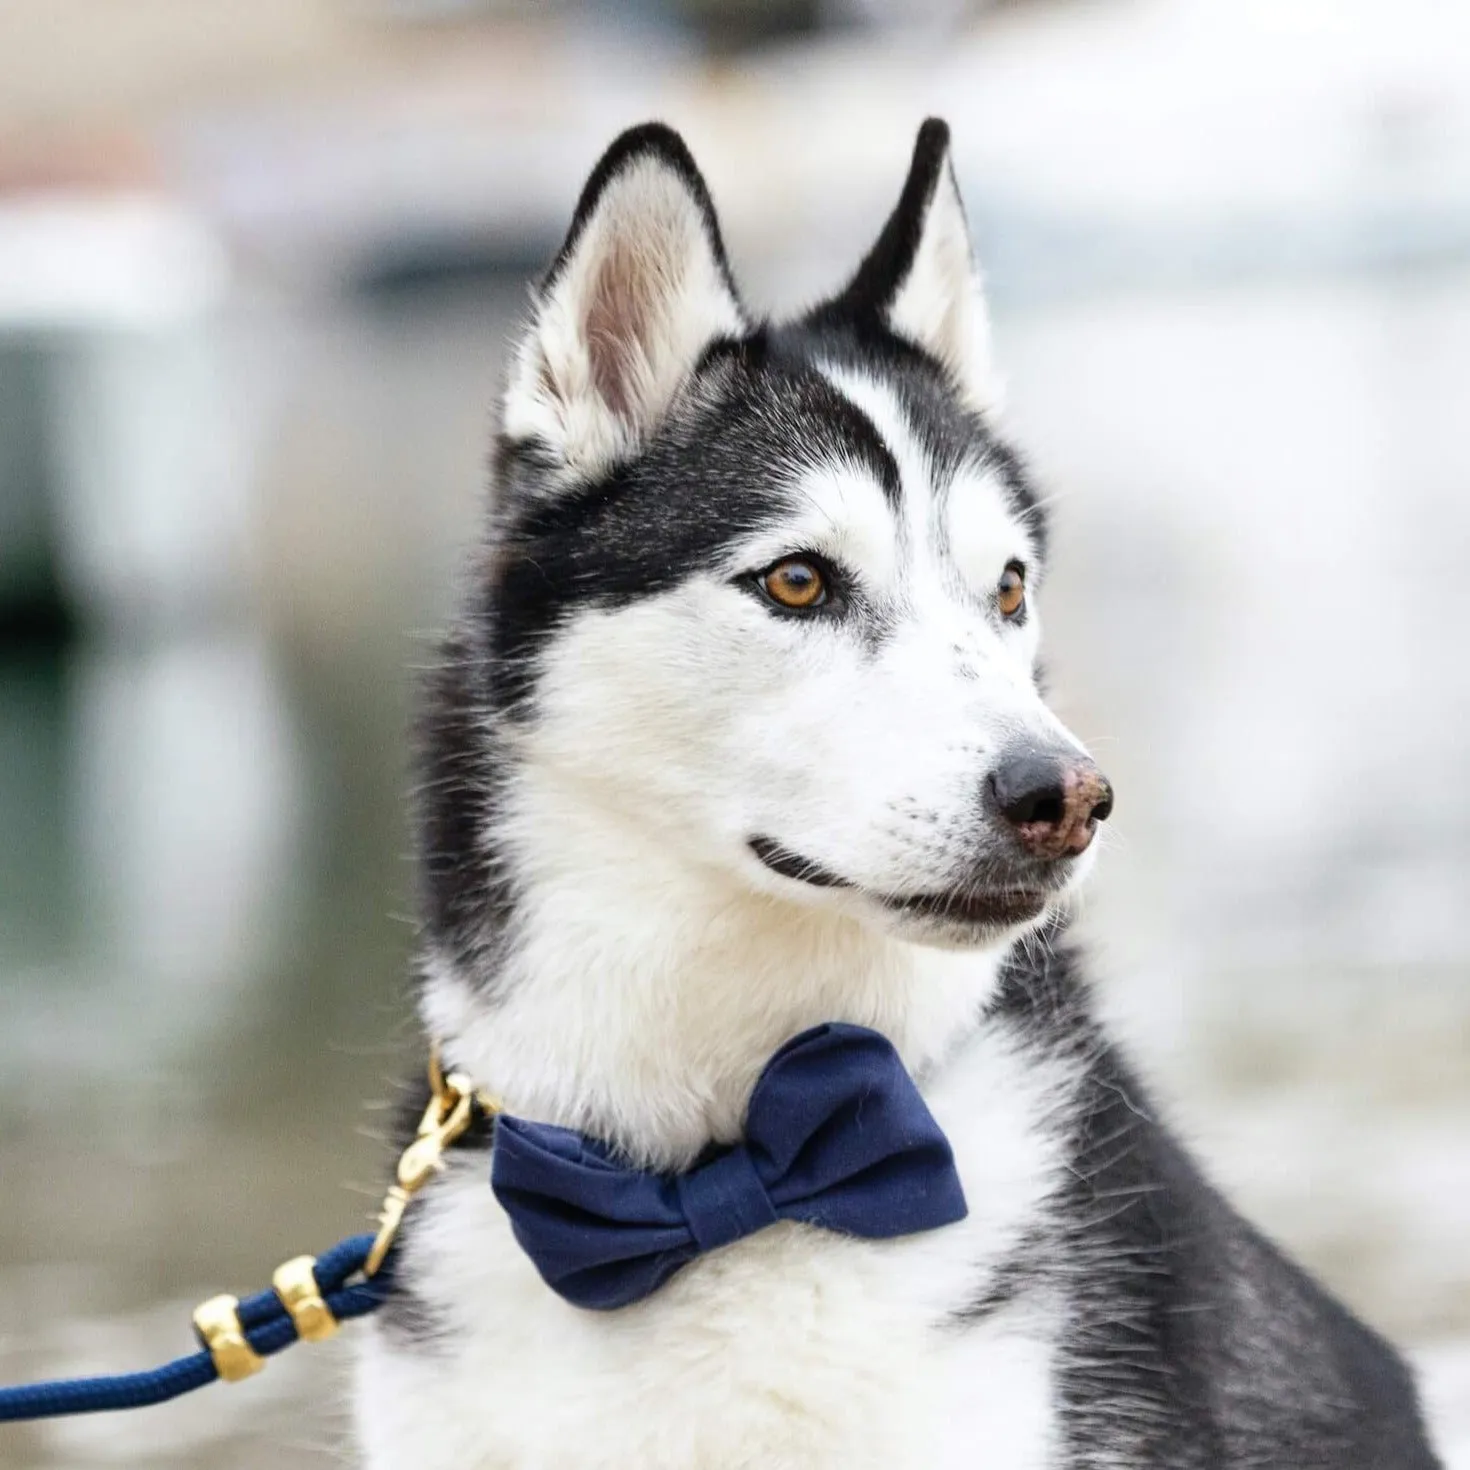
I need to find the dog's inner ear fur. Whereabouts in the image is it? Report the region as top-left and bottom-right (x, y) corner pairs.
(819, 119), (1001, 416)
(504, 129), (746, 478)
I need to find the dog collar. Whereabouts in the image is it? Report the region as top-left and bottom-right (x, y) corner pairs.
(403, 1023), (969, 1311)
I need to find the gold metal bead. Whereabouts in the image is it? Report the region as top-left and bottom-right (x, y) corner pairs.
(272, 1256), (338, 1343)
(192, 1294), (265, 1382)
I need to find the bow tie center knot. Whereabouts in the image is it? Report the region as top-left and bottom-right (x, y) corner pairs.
(675, 1145), (778, 1253)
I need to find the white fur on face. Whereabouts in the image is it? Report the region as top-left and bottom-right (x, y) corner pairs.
(502, 155), (746, 479)
(519, 370), (1064, 906)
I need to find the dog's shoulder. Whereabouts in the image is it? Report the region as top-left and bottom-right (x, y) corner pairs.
(994, 934), (1441, 1467)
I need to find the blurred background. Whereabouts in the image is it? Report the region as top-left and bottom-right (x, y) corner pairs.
(1, 0), (1467, 1464)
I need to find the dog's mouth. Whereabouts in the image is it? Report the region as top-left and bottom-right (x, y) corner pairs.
(748, 837), (851, 889)
(883, 886), (1051, 928)
(748, 837), (1053, 930)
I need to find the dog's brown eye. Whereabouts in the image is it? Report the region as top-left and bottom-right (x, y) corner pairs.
(762, 558), (827, 611)
(997, 564), (1026, 619)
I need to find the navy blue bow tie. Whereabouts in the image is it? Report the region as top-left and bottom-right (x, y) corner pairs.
(488, 1023), (967, 1310)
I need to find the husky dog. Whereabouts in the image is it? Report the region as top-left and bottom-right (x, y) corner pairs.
(356, 121), (1442, 1468)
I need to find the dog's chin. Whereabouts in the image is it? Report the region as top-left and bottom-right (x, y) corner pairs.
(747, 836), (1068, 951)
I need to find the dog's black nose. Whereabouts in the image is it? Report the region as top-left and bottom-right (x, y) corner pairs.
(988, 749), (1113, 860)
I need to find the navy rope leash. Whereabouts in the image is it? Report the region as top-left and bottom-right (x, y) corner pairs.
(0, 1234), (389, 1422)
(0, 1049), (490, 1424)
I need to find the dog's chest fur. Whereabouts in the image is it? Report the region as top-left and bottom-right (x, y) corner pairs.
(356, 1014), (1073, 1470)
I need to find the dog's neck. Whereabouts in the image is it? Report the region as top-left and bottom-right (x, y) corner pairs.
(421, 771), (1013, 1171)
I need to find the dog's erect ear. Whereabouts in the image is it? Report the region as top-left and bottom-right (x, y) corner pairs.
(815, 119), (1000, 414)
(503, 123), (747, 478)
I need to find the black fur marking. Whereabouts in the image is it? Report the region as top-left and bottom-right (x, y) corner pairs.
(991, 928), (1443, 1468)
(949, 1232), (1040, 1326)
(414, 617), (511, 964)
(376, 1249), (454, 1352)
(811, 117), (952, 325)
(776, 320), (1049, 563)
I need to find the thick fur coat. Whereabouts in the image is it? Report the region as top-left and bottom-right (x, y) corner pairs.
(354, 120), (1443, 1469)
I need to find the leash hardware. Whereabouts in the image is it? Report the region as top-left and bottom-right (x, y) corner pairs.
(192, 1294), (265, 1382)
(365, 1044), (498, 1276)
(272, 1255), (338, 1343)
(0, 1045), (494, 1421)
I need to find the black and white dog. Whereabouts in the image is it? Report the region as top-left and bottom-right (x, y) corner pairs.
(356, 121), (1443, 1468)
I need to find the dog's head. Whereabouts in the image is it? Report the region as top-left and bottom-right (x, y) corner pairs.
(427, 120), (1110, 969)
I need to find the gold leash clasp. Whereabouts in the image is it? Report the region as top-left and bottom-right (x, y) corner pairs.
(365, 1043), (497, 1276)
